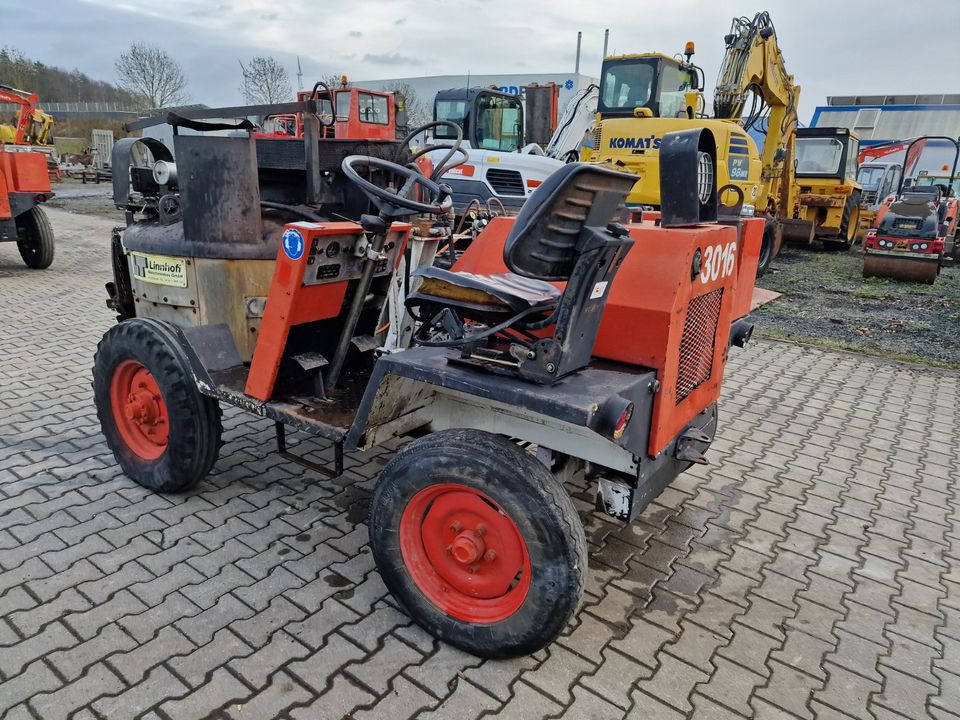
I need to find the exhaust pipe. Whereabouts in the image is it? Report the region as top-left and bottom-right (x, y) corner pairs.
(575, 31), (582, 75)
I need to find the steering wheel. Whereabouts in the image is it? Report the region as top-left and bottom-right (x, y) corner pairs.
(341, 155), (453, 216)
(394, 120), (467, 181)
(407, 144), (469, 181)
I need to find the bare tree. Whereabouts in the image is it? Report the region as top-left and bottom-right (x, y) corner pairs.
(115, 43), (189, 109)
(384, 81), (429, 130)
(322, 74), (351, 90)
(239, 56), (292, 105)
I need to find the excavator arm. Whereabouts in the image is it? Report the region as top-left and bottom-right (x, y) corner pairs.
(713, 12), (799, 213)
(0, 85), (44, 145)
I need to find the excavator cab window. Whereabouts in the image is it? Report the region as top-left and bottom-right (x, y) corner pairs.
(600, 59), (657, 115)
(598, 57), (693, 119)
(857, 165), (886, 192)
(795, 137), (844, 177)
(474, 93), (523, 151)
(434, 99), (468, 140)
(659, 63), (696, 118)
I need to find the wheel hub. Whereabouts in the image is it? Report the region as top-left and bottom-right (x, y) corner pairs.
(110, 360), (169, 460)
(449, 528), (486, 566)
(399, 483), (531, 624)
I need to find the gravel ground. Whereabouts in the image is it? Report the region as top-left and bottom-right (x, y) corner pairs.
(45, 181), (124, 221)
(755, 244), (960, 368)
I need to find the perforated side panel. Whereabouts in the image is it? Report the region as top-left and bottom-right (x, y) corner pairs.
(676, 288), (723, 404)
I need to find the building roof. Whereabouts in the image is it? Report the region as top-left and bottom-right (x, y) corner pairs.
(811, 100), (960, 144)
(827, 94), (960, 106)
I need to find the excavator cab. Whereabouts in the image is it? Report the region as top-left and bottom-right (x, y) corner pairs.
(582, 46), (764, 220)
(434, 89), (525, 152)
(427, 88), (564, 214)
(596, 53), (700, 120)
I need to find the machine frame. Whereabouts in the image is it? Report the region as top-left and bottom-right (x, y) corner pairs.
(93, 118), (762, 658)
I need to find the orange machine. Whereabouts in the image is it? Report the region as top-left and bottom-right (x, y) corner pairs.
(257, 81), (399, 141)
(245, 221), (411, 401)
(93, 124), (763, 659)
(452, 214), (763, 456)
(0, 144), (56, 268)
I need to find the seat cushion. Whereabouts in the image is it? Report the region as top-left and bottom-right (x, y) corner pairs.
(412, 266), (560, 314)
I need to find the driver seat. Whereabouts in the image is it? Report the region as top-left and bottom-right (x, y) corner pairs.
(406, 163), (637, 384)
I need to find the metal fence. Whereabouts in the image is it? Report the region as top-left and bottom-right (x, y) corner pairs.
(0, 101), (139, 114)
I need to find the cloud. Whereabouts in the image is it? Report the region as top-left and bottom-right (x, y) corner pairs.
(12, 0), (960, 120)
(362, 52), (423, 66)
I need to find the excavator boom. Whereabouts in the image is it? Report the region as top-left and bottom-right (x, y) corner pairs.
(713, 12), (799, 213)
(0, 84), (54, 146)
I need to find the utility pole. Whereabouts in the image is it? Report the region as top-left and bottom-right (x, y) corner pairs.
(296, 56), (303, 91)
(575, 32), (582, 75)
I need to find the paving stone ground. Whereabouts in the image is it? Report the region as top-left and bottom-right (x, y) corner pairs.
(1, 207), (959, 720)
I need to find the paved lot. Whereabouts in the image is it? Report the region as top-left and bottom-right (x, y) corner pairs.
(1, 208), (959, 720)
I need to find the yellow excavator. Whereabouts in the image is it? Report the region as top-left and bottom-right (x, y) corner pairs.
(583, 12), (799, 276)
(0, 84), (56, 146)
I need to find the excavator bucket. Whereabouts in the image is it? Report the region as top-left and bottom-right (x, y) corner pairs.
(862, 253), (939, 284)
(780, 218), (815, 244)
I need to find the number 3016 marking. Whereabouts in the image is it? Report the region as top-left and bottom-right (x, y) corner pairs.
(700, 242), (737, 284)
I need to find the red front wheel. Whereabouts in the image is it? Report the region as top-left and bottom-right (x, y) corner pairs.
(109, 360), (170, 460)
(370, 429), (587, 658)
(93, 319), (222, 492)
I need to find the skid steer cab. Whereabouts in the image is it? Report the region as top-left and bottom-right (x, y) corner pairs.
(94, 123), (763, 658)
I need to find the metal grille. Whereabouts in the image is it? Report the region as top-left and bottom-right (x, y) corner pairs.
(893, 217), (922, 230)
(593, 126), (603, 153)
(676, 288), (723, 404)
(486, 169), (525, 196)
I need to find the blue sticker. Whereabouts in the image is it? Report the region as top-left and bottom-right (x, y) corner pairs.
(282, 228), (305, 260)
(564, 79), (574, 90)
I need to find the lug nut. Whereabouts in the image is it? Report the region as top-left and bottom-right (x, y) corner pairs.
(468, 564), (479, 573)
(450, 522), (462, 532)
(484, 550), (497, 562)
(475, 524), (486, 535)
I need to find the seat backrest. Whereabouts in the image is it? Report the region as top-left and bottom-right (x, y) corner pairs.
(904, 185), (940, 202)
(503, 163), (637, 281)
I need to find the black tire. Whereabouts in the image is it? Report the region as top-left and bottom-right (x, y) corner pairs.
(369, 429), (587, 658)
(15, 206), (55, 269)
(824, 192), (861, 250)
(755, 219), (775, 278)
(93, 318), (222, 492)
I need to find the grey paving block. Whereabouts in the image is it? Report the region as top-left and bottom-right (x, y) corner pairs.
(2, 208), (958, 720)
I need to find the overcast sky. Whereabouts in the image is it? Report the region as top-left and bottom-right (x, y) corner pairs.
(6, 0), (959, 122)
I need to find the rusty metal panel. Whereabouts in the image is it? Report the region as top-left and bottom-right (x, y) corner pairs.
(174, 135), (263, 253)
(194, 258), (276, 362)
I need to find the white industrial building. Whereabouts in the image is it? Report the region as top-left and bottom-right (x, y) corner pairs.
(355, 72), (599, 117)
